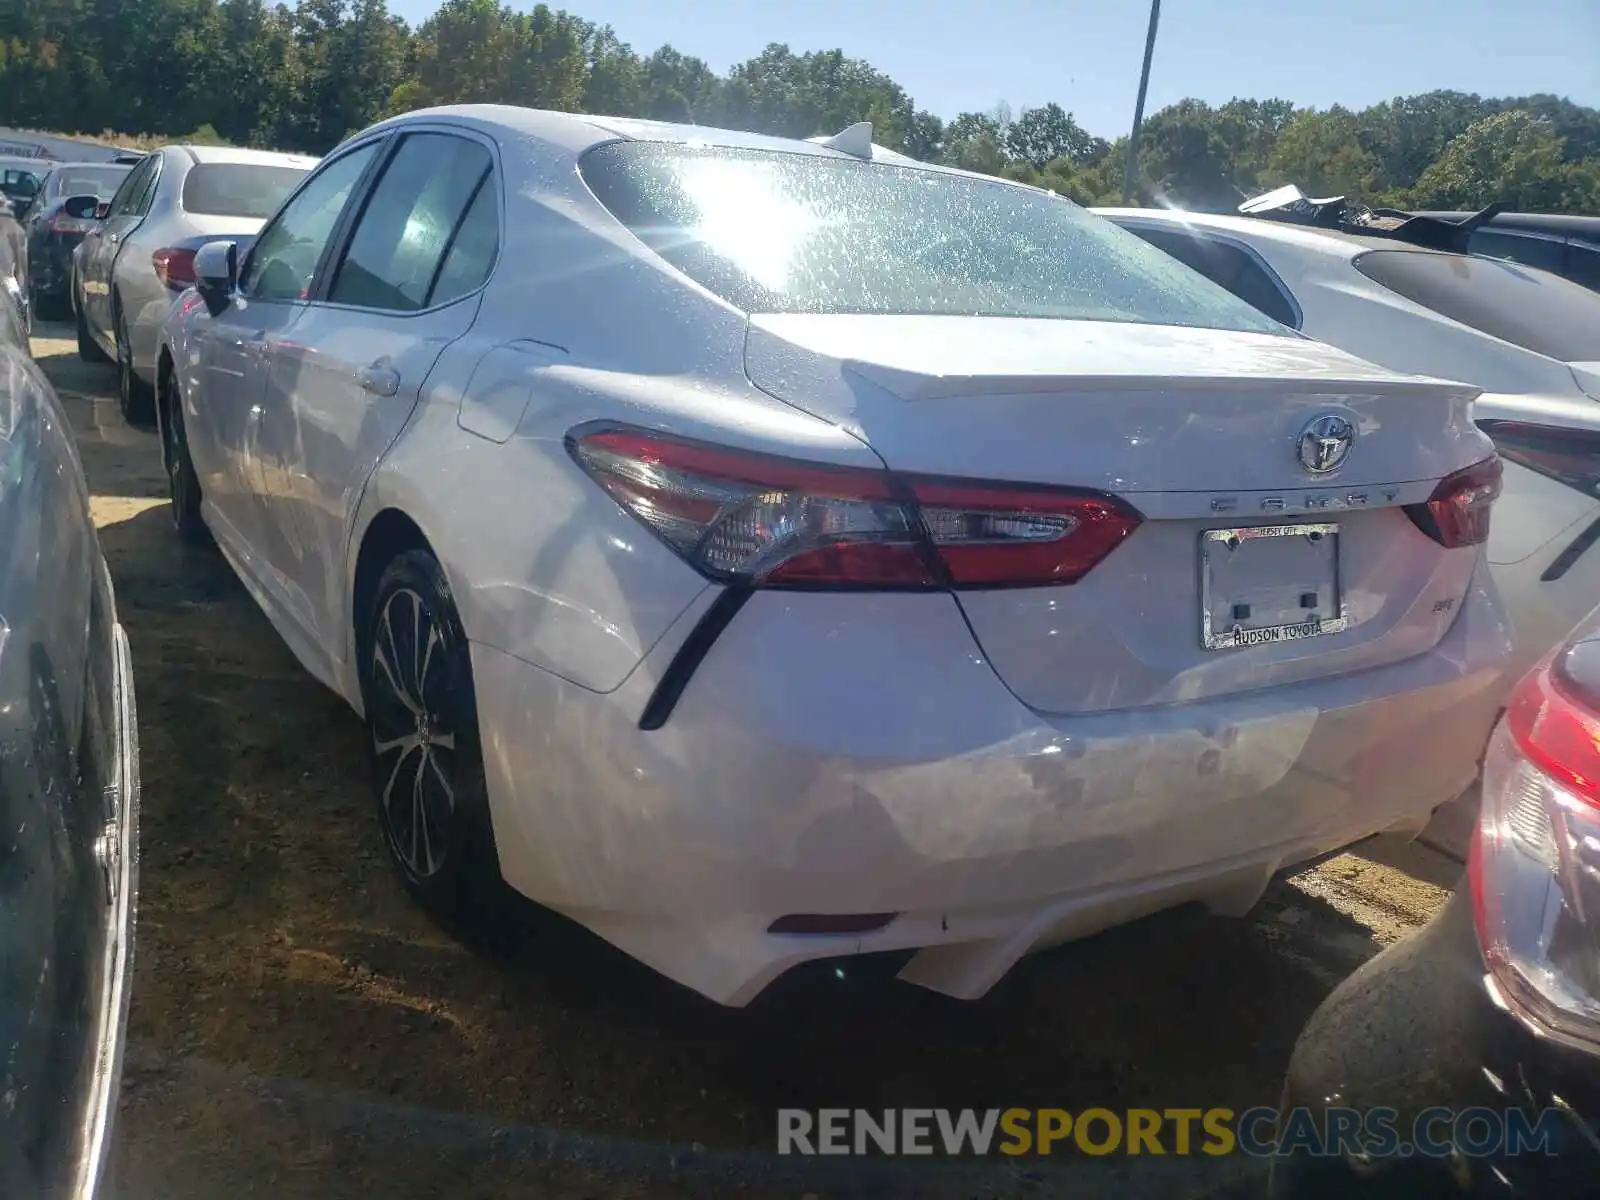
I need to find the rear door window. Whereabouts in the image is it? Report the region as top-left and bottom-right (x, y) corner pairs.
(105, 157), (154, 217)
(182, 164), (312, 219)
(425, 176), (499, 305)
(1120, 225), (1300, 327)
(1354, 249), (1600, 362)
(328, 133), (493, 312)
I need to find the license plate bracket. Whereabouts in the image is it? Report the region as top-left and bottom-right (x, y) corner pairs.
(1200, 523), (1347, 651)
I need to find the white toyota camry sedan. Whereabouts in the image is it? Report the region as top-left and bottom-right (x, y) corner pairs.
(157, 105), (1511, 1006)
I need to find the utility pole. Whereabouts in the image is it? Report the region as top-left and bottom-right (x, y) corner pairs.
(1122, 0), (1162, 204)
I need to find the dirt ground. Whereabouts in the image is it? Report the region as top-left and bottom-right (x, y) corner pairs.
(31, 320), (1464, 1199)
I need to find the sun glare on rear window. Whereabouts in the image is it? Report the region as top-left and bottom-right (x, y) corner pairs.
(579, 142), (1290, 332)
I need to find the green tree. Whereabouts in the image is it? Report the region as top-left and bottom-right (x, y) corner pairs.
(717, 43), (917, 149)
(579, 22), (643, 115)
(392, 0), (587, 114)
(639, 44), (720, 123)
(0, 2), (1594, 219)
(1266, 105), (1381, 198)
(1134, 100), (1240, 208)
(1005, 102), (1095, 168)
(282, 0), (409, 151)
(1408, 110), (1579, 210)
(1356, 90), (1492, 196)
(939, 110), (1006, 173)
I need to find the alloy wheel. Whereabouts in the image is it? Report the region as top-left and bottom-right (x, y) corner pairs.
(368, 587), (457, 880)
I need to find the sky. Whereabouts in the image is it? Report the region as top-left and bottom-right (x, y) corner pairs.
(385, 0), (1599, 138)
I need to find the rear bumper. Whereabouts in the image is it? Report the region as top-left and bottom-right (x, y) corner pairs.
(474, 568), (1510, 1006)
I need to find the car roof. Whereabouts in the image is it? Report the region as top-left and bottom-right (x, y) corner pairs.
(367, 104), (959, 171)
(164, 145), (320, 169)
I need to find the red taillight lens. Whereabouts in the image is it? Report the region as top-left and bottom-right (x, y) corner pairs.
(49, 212), (91, 234)
(1505, 656), (1600, 807)
(567, 426), (1141, 590)
(152, 247), (198, 290)
(1471, 630), (1600, 1053)
(1405, 455), (1502, 548)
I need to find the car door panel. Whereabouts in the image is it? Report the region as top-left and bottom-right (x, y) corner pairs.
(249, 130), (497, 656)
(257, 299), (480, 645)
(189, 298), (305, 555)
(79, 155), (158, 340)
(191, 140), (384, 619)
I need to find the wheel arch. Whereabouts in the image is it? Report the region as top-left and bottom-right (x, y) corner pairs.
(154, 346), (176, 472)
(350, 508), (438, 677)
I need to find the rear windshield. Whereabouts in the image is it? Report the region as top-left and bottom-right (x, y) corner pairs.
(181, 163), (310, 219)
(580, 142), (1287, 332)
(1354, 248), (1600, 363)
(52, 166), (130, 200)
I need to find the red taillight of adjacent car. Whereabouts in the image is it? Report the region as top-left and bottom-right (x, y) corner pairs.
(567, 426), (1142, 590)
(1470, 631), (1600, 1054)
(152, 247), (198, 291)
(1406, 455), (1502, 549)
(49, 212), (93, 234)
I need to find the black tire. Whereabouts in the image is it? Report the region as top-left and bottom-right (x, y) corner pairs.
(75, 294), (110, 364)
(114, 301), (155, 425)
(29, 284), (65, 324)
(160, 371), (206, 543)
(361, 550), (501, 919)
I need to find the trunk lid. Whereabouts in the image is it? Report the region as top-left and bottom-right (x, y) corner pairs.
(746, 314), (1495, 714)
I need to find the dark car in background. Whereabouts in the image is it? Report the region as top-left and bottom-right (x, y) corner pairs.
(0, 222), (140, 1198)
(0, 157), (45, 217)
(1272, 606), (1600, 1198)
(20, 163), (133, 320)
(1410, 211), (1600, 293)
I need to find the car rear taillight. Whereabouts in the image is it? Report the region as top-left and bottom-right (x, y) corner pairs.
(49, 213), (92, 234)
(567, 426), (1142, 590)
(1471, 628), (1600, 1054)
(152, 247), (198, 291)
(1406, 455), (1502, 548)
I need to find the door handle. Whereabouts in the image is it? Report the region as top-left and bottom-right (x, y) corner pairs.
(107, 233), (121, 245)
(358, 362), (400, 397)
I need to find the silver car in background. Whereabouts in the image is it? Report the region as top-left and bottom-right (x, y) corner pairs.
(0, 232), (140, 1198)
(73, 144), (316, 422)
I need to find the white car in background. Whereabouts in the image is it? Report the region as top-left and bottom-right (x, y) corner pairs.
(1100, 204), (1600, 686)
(73, 144), (317, 423)
(158, 106), (1510, 1006)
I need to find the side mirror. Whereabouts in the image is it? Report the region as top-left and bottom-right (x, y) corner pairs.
(194, 240), (238, 316)
(94, 201), (111, 220)
(62, 194), (101, 221)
